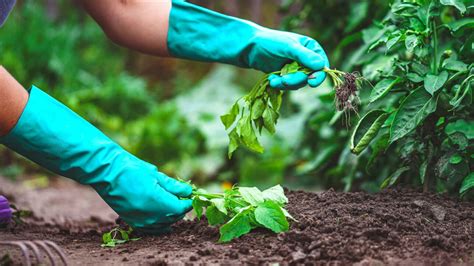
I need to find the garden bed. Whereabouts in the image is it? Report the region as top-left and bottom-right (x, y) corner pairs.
(1, 182), (473, 265)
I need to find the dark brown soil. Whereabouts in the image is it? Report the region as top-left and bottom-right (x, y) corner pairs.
(1, 185), (474, 265)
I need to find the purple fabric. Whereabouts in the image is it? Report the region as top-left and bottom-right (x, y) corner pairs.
(0, 0), (15, 27)
(0, 195), (12, 224)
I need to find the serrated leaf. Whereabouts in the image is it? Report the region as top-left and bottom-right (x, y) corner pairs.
(390, 88), (438, 143)
(219, 208), (252, 243)
(254, 201), (289, 233)
(460, 172), (474, 196)
(440, 0), (467, 14)
(261, 185), (288, 205)
(206, 205), (227, 226)
(239, 187), (264, 206)
(351, 110), (389, 155)
(370, 78), (401, 102)
(424, 71), (448, 95)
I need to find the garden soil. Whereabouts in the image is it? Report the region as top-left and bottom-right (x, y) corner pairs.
(1, 177), (473, 265)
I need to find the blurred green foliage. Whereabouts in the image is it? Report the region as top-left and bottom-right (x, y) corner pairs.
(1, 0), (472, 197)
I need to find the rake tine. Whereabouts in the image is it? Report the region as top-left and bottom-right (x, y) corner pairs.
(44, 240), (68, 265)
(34, 240), (57, 266)
(23, 241), (43, 265)
(0, 241), (32, 266)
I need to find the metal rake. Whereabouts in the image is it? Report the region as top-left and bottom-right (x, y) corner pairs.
(0, 240), (68, 266)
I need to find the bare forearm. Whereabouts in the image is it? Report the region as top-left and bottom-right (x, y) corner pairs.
(0, 66), (28, 136)
(81, 0), (171, 56)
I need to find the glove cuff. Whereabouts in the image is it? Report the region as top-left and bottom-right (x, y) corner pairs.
(0, 86), (124, 184)
(167, 0), (259, 68)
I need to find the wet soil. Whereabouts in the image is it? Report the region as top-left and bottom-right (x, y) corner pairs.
(1, 178), (474, 265)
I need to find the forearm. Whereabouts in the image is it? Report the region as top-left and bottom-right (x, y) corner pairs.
(81, 0), (171, 56)
(0, 66), (28, 136)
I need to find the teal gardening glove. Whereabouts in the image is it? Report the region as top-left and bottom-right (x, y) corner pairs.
(167, 1), (330, 90)
(0, 87), (192, 233)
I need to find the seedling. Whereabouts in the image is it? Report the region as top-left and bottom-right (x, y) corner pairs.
(221, 62), (363, 157)
(191, 184), (295, 243)
(101, 225), (140, 248)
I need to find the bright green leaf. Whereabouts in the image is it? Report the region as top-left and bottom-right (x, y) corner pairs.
(206, 205), (227, 226)
(449, 154), (463, 164)
(254, 201), (289, 233)
(238, 187), (264, 206)
(405, 35), (419, 53)
(261, 185), (288, 205)
(219, 208), (252, 243)
(221, 102), (240, 130)
(445, 119), (474, 139)
(210, 198), (227, 215)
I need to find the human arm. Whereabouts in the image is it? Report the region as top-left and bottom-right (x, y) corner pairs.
(0, 68), (192, 233)
(0, 66), (28, 136)
(81, 0), (330, 90)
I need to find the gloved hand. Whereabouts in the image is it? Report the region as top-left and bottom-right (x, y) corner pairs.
(0, 0), (16, 27)
(0, 86), (192, 233)
(167, 1), (329, 90)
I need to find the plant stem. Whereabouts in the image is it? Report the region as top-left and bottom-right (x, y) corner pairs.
(432, 20), (439, 75)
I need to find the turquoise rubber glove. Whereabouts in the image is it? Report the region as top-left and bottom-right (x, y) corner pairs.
(167, 1), (329, 90)
(0, 86), (192, 233)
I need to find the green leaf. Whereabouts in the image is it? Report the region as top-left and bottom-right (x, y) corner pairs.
(254, 201), (289, 233)
(219, 208), (252, 243)
(412, 62), (430, 76)
(351, 110), (389, 155)
(102, 232), (112, 244)
(221, 102), (240, 130)
(206, 205), (227, 226)
(370, 78), (401, 102)
(269, 90), (283, 110)
(210, 198), (227, 215)
(262, 107), (278, 134)
(386, 34), (402, 51)
(445, 18), (474, 33)
(390, 88), (438, 143)
(405, 34), (419, 53)
(445, 119), (474, 139)
(424, 71), (448, 95)
(367, 133), (390, 170)
(440, 0), (467, 14)
(261, 185), (288, 205)
(460, 172), (474, 196)
(381, 166), (410, 189)
(192, 196), (209, 220)
(238, 187), (264, 206)
(443, 58), (468, 72)
(449, 154), (463, 164)
(407, 73), (424, 83)
(239, 117), (264, 153)
(281, 62), (300, 75)
(251, 99), (266, 120)
(228, 128), (240, 159)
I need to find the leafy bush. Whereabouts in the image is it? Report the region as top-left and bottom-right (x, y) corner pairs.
(290, 0), (473, 196)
